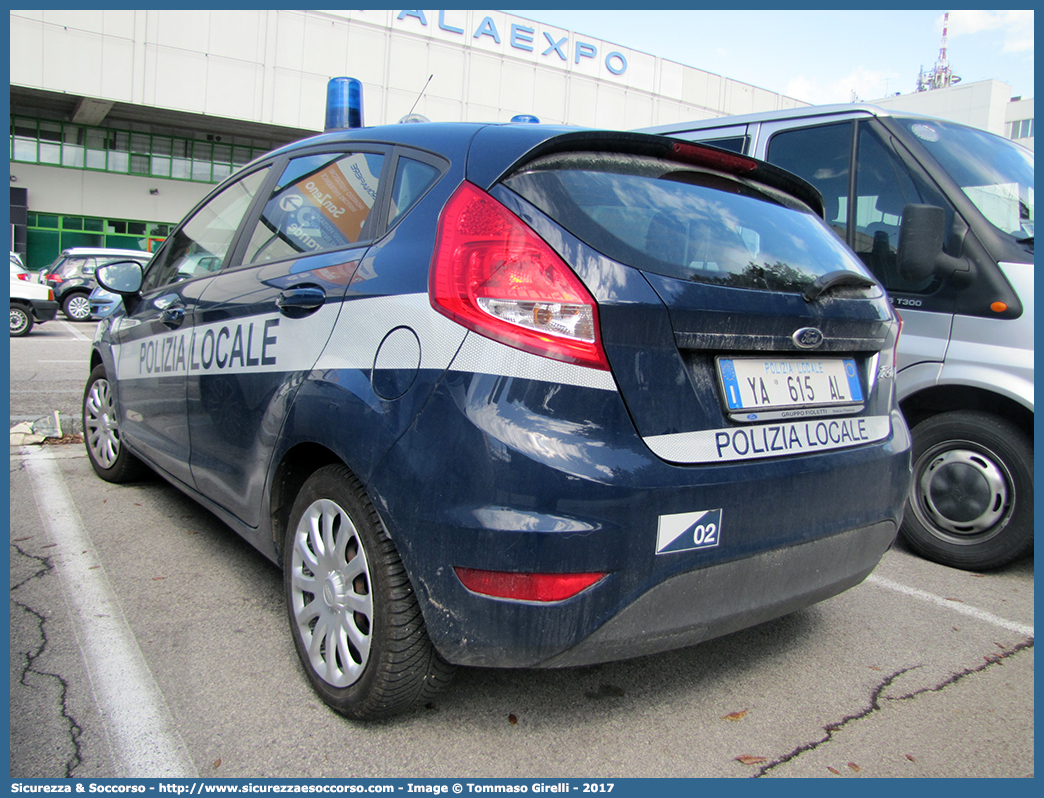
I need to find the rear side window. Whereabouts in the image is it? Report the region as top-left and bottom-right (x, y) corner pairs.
(58, 257), (95, 278)
(388, 157), (440, 227)
(243, 151), (385, 265)
(504, 152), (871, 293)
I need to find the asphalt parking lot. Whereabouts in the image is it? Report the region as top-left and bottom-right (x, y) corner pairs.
(9, 322), (1035, 779)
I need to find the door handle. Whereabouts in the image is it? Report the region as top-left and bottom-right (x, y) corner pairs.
(277, 286), (326, 317)
(160, 305), (185, 328)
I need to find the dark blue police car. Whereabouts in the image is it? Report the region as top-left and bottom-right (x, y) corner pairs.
(83, 104), (911, 719)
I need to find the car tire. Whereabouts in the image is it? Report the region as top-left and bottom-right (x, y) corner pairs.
(63, 292), (92, 321)
(82, 364), (149, 482)
(283, 464), (454, 719)
(10, 304), (33, 337)
(900, 411), (1033, 571)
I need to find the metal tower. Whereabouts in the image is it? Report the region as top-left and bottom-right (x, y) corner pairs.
(917, 11), (962, 91)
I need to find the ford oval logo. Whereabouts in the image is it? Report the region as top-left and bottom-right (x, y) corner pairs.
(793, 327), (824, 349)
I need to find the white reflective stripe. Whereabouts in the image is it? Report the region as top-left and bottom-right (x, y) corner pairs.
(451, 332), (617, 391)
(112, 304), (341, 381)
(315, 293), (467, 372)
(644, 415), (892, 463)
(107, 292), (617, 392)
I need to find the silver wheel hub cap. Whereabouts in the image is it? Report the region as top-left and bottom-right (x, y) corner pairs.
(290, 499), (373, 688)
(916, 446), (1011, 539)
(84, 379), (122, 468)
(67, 296), (91, 319)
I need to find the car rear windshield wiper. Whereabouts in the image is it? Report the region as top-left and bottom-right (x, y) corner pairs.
(803, 270), (877, 303)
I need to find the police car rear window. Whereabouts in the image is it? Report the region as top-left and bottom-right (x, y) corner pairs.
(504, 152), (869, 292)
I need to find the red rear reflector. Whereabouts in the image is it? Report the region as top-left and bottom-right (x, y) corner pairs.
(669, 141), (758, 174)
(454, 567), (605, 602)
(430, 181), (609, 371)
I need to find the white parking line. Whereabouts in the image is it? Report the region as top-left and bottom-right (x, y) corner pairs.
(21, 447), (197, 777)
(58, 320), (93, 341)
(867, 573), (1034, 637)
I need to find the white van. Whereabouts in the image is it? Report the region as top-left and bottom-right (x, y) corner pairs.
(644, 105), (1033, 570)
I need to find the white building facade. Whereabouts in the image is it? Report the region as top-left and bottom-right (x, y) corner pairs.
(9, 8), (811, 269)
(8, 9), (1032, 271)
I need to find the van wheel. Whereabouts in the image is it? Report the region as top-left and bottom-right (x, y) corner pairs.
(284, 465), (454, 719)
(82, 365), (149, 482)
(10, 305), (33, 337)
(63, 292), (92, 321)
(900, 411), (1033, 570)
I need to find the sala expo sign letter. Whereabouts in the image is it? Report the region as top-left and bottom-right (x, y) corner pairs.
(396, 10), (629, 76)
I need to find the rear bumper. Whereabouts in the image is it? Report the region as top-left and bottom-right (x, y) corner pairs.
(30, 299), (59, 323)
(369, 369), (911, 669)
(539, 520), (895, 667)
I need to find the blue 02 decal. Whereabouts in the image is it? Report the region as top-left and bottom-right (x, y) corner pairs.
(655, 508), (723, 554)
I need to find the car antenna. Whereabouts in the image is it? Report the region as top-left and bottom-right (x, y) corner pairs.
(407, 74), (433, 117)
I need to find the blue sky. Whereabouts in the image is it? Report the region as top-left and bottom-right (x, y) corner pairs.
(502, 10), (1034, 104)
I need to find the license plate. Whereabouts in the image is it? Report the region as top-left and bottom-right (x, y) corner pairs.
(718, 357), (864, 419)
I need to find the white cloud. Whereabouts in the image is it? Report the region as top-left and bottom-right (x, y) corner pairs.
(944, 10), (1033, 53)
(786, 66), (900, 105)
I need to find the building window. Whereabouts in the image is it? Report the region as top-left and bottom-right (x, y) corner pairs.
(9, 117), (273, 184)
(23, 212), (171, 271)
(1007, 118), (1034, 140)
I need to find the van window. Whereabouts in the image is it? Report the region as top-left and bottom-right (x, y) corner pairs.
(504, 151), (872, 293)
(767, 122), (852, 240)
(894, 117), (1034, 241)
(697, 136), (748, 154)
(768, 121), (950, 294)
(854, 125), (943, 293)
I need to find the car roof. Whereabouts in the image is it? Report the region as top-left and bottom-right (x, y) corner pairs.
(258, 122), (825, 215)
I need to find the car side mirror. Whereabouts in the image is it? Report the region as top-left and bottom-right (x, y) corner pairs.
(96, 260), (144, 295)
(896, 204), (971, 283)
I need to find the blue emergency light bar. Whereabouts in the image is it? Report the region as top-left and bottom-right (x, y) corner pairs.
(510, 114), (541, 124)
(325, 77), (364, 131)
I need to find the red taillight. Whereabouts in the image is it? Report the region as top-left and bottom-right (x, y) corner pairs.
(454, 567), (605, 602)
(16, 273), (29, 281)
(430, 181), (609, 371)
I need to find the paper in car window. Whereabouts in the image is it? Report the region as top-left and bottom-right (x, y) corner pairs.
(266, 153), (382, 253)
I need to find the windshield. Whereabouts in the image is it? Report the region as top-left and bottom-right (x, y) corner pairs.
(893, 117), (1034, 240)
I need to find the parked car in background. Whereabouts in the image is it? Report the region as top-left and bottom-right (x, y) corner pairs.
(88, 251), (212, 320)
(11, 251), (31, 281)
(38, 247), (151, 321)
(10, 275), (58, 336)
(85, 117), (911, 719)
